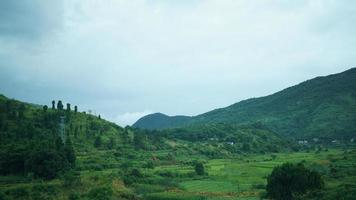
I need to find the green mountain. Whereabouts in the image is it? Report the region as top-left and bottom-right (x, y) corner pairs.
(133, 68), (356, 139)
(133, 113), (191, 130)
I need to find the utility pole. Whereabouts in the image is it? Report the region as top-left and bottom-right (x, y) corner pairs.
(59, 115), (66, 142)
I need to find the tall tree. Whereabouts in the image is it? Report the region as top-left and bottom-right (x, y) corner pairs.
(43, 105), (48, 112)
(57, 101), (64, 110)
(66, 103), (71, 112)
(74, 106), (78, 113)
(52, 100), (56, 109)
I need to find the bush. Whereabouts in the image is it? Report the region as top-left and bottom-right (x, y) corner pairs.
(252, 183), (265, 190)
(0, 145), (27, 175)
(68, 193), (80, 200)
(5, 187), (29, 199)
(266, 162), (324, 200)
(143, 161), (155, 169)
(194, 163), (205, 176)
(123, 176), (138, 186)
(32, 183), (57, 196)
(157, 170), (176, 178)
(0, 191), (6, 200)
(62, 171), (81, 188)
(87, 186), (113, 200)
(25, 150), (68, 180)
(122, 168), (144, 186)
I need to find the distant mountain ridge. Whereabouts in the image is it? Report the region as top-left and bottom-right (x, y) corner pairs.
(133, 68), (356, 139)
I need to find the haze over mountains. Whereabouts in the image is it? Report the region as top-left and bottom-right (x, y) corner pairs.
(133, 68), (356, 139)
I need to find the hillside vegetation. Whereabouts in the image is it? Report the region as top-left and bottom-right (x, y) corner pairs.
(133, 68), (356, 139)
(0, 94), (300, 200)
(1, 69), (356, 200)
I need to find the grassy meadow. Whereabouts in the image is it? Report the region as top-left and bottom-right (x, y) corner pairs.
(1, 147), (355, 200)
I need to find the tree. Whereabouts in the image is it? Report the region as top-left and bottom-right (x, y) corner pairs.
(107, 137), (115, 149)
(25, 149), (67, 180)
(74, 126), (78, 139)
(266, 163), (324, 200)
(133, 133), (145, 150)
(57, 101), (64, 110)
(0, 114), (5, 131)
(64, 137), (76, 166)
(242, 143), (251, 151)
(43, 105), (48, 112)
(87, 187), (113, 200)
(122, 130), (131, 145)
(52, 100), (55, 109)
(55, 136), (64, 152)
(0, 145), (27, 175)
(195, 162), (205, 175)
(18, 103), (26, 119)
(62, 170), (81, 188)
(66, 103), (71, 112)
(74, 106), (78, 113)
(98, 115), (101, 119)
(94, 136), (102, 148)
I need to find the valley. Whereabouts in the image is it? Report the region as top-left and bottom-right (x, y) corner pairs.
(1, 68), (356, 199)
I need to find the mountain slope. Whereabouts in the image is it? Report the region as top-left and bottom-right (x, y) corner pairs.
(133, 68), (356, 138)
(133, 113), (191, 129)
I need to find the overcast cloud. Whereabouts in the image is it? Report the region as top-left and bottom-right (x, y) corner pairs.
(1, 0), (356, 126)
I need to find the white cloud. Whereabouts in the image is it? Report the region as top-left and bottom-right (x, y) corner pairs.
(113, 110), (154, 126)
(1, 0), (356, 126)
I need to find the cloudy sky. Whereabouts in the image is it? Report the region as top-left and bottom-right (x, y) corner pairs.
(1, 0), (355, 126)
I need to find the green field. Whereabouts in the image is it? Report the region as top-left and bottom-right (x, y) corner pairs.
(1, 144), (356, 200)
(141, 149), (355, 200)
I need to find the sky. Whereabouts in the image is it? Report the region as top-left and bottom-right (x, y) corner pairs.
(1, 0), (356, 126)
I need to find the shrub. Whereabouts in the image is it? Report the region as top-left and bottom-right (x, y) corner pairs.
(195, 163), (205, 176)
(62, 171), (81, 188)
(6, 187), (29, 199)
(143, 161), (155, 169)
(252, 183), (265, 190)
(87, 186), (113, 200)
(32, 183), (57, 196)
(131, 168), (143, 178)
(0, 191), (6, 200)
(25, 150), (68, 180)
(68, 193), (80, 200)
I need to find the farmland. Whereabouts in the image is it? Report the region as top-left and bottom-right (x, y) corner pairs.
(2, 147), (355, 200)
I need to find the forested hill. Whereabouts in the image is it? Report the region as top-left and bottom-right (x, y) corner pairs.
(0, 94), (294, 180)
(133, 68), (356, 139)
(0, 95), (124, 179)
(133, 113), (191, 130)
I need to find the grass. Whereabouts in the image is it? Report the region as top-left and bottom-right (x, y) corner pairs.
(1, 148), (355, 200)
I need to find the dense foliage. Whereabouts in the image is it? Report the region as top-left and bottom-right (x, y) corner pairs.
(0, 96), (77, 179)
(194, 163), (205, 176)
(266, 162), (324, 200)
